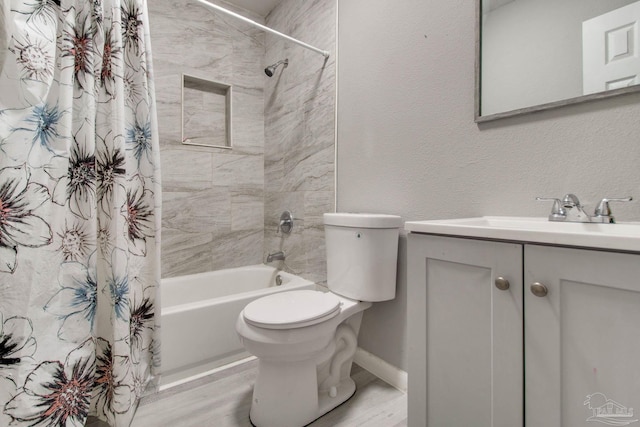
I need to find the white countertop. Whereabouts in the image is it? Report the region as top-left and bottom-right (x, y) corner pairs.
(405, 216), (640, 252)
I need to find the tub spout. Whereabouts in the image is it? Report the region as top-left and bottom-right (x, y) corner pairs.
(266, 251), (285, 263)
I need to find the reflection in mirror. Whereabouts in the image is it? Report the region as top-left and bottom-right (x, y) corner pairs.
(181, 74), (232, 148)
(477, 0), (640, 122)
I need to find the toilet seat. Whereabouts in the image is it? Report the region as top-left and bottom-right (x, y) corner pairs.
(243, 290), (342, 330)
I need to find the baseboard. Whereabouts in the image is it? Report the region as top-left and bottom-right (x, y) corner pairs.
(354, 347), (407, 393)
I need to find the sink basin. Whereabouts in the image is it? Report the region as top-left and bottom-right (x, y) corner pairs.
(404, 216), (640, 252)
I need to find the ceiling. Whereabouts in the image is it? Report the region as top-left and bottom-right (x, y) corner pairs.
(225, 0), (283, 17)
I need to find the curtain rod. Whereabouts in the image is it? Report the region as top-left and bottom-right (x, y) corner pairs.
(192, 0), (331, 59)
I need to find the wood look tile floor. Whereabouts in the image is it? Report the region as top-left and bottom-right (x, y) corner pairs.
(130, 359), (407, 427)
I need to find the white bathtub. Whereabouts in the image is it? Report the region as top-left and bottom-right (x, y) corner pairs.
(160, 264), (315, 387)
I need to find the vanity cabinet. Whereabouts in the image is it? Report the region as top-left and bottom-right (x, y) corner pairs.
(407, 233), (640, 427)
(524, 244), (640, 427)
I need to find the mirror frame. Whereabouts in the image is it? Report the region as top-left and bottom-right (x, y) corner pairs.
(475, 0), (640, 123)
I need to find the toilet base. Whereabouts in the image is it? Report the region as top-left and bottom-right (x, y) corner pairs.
(238, 304), (369, 427)
(249, 377), (356, 427)
(316, 377), (357, 421)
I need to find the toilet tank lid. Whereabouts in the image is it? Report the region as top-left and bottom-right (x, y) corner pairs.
(323, 213), (402, 229)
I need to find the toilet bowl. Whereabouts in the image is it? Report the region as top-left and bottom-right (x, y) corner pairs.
(236, 213), (401, 427)
(236, 291), (371, 426)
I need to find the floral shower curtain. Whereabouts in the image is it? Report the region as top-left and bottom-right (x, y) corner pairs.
(0, 0), (161, 426)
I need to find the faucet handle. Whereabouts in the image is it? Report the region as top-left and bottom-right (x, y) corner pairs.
(278, 211), (293, 234)
(536, 197), (567, 221)
(593, 197), (633, 223)
(277, 210), (304, 234)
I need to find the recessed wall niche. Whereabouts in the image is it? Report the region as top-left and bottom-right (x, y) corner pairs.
(181, 74), (232, 148)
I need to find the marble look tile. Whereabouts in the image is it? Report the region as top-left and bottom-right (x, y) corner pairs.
(264, 98), (304, 152)
(230, 88), (264, 155)
(265, 0), (336, 90)
(264, 125), (304, 172)
(230, 154), (264, 186)
(152, 0), (335, 281)
(308, 202), (333, 226)
(161, 148), (214, 183)
(230, 31), (264, 90)
(303, 224), (327, 284)
(304, 191), (335, 226)
(153, 69), (183, 144)
(265, 78), (335, 191)
(231, 188), (264, 232)
(162, 186), (232, 233)
(151, 20), (232, 74)
(303, 76), (336, 145)
(216, 0), (265, 23)
(162, 225), (216, 251)
(208, 154), (236, 186)
(263, 158), (284, 195)
(162, 228), (264, 277)
(304, 191), (333, 283)
(161, 229), (215, 277)
(209, 154), (263, 187)
(210, 154), (239, 187)
(286, 144), (334, 193)
(262, 0), (336, 282)
(210, 229), (264, 270)
(149, 0), (268, 275)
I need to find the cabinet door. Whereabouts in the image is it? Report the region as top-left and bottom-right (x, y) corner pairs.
(408, 234), (523, 427)
(525, 245), (640, 427)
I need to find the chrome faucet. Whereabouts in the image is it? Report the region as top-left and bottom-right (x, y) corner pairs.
(266, 251), (286, 262)
(559, 193), (591, 222)
(277, 211), (303, 234)
(537, 194), (633, 223)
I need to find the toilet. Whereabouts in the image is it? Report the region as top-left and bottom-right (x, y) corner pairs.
(235, 213), (402, 427)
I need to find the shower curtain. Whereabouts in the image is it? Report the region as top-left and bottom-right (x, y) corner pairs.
(0, 1), (161, 426)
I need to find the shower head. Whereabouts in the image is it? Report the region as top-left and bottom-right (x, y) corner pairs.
(264, 59), (288, 77)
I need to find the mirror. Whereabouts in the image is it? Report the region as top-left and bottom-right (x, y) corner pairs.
(477, 0), (640, 122)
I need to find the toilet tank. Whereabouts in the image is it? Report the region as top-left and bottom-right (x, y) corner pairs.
(324, 213), (402, 302)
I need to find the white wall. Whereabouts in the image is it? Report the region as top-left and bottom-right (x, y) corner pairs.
(337, 0), (640, 371)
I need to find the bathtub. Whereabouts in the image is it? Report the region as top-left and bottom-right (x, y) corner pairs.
(160, 264), (315, 387)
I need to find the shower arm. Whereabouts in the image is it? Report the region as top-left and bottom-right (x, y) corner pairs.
(192, 0), (330, 59)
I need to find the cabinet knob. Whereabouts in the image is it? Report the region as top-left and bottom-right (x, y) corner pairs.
(495, 277), (510, 291)
(530, 282), (548, 297)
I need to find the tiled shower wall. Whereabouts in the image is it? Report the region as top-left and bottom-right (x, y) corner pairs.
(150, 0), (336, 281)
(263, 0), (336, 284)
(150, 0), (266, 278)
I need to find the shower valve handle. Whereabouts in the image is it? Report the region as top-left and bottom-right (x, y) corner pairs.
(277, 210), (304, 234)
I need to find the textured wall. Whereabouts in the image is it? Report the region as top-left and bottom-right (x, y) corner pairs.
(263, 0), (336, 284)
(149, 0), (266, 278)
(338, 0), (640, 371)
